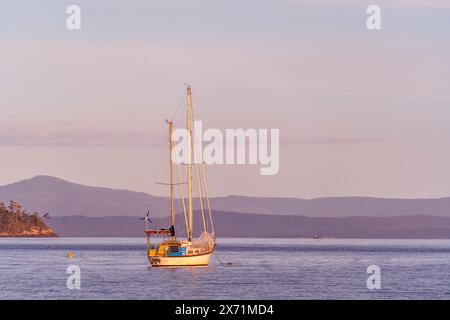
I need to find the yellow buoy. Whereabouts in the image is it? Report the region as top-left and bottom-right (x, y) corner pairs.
(66, 251), (74, 258)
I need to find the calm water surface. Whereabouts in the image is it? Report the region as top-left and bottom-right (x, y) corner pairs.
(0, 238), (450, 299)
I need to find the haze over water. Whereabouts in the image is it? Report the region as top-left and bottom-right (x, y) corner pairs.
(1, 238), (449, 299)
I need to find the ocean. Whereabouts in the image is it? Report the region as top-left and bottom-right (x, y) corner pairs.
(0, 238), (449, 299)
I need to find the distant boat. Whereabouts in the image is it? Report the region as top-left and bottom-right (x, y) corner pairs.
(312, 235), (324, 239)
(143, 85), (215, 267)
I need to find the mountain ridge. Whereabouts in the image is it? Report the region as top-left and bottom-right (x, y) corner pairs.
(1, 175), (450, 218)
(46, 211), (450, 238)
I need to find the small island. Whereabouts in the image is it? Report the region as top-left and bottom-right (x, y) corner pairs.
(0, 201), (58, 237)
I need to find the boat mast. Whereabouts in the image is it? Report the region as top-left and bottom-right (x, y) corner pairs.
(167, 120), (175, 229)
(187, 85), (194, 242)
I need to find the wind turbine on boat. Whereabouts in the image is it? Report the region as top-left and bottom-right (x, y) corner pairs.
(139, 210), (152, 230)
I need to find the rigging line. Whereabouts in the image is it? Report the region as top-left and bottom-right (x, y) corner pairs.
(188, 96), (207, 234)
(171, 121), (185, 128)
(174, 147), (189, 237)
(149, 128), (168, 232)
(194, 162), (207, 233)
(158, 145), (169, 228)
(164, 145), (175, 229)
(181, 167), (190, 238)
(170, 89), (187, 121)
(166, 156), (171, 229)
(215, 247), (232, 267)
(191, 99), (215, 236)
(155, 182), (187, 186)
(189, 99), (207, 232)
(153, 139), (166, 185)
(201, 162), (215, 236)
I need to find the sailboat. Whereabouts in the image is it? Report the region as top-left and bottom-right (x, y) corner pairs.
(144, 85), (215, 267)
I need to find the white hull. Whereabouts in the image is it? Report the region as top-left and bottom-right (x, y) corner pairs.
(149, 251), (213, 267)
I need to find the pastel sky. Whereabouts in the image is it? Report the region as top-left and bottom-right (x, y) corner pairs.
(1, 0), (450, 198)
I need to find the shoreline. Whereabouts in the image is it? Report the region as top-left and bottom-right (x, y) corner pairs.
(1, 236), (449, 240)
(0, 231), (59, 238)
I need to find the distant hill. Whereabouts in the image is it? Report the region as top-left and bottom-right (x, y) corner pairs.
(1, 175), (450, 218)
(47, 211), (450, 238)
(0, 175), (164, 217)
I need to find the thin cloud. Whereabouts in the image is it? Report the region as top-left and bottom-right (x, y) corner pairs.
(0, 120), (163, 147)
(280, 136), (387, 146)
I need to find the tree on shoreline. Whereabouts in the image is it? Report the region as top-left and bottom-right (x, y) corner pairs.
(0, 201), (50, 234)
